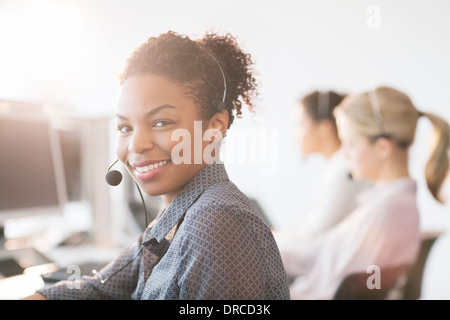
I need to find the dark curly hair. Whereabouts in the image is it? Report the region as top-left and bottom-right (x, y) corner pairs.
(117, 31), (258, 128)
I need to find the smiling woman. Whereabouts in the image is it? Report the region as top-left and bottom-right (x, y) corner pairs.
(114, 73), (213, 207)
(23, 30), (290, 300)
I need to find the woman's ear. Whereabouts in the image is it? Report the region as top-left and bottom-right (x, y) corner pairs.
(375, 137), (395, 159)
(206, 110), (229, 136)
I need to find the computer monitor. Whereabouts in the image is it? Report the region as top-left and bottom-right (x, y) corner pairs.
(0, 112), (67, 228)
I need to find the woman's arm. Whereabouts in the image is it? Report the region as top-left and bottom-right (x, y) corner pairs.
(20, 293), (48, 300)
(23, 238), (144, 300)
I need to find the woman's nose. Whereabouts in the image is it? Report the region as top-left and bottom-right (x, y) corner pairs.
(128, 128), (154, 154)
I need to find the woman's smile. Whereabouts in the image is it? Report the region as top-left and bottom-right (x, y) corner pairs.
(131, 159), (171, 180)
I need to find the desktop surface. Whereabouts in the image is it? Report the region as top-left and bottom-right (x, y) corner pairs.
(0, 237), (123, 299)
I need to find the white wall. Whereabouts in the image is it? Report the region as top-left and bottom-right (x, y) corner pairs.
(0, 0), (449, 298)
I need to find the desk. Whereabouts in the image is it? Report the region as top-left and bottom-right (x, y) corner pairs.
(0, 244), (123, 300)
(0, 273), (46, 300)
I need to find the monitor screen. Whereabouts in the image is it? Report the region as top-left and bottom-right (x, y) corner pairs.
(0, 112), (67, 226)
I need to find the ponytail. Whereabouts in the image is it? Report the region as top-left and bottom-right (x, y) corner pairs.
(421, 111), (450, 203)
(334, 85), (449, 204)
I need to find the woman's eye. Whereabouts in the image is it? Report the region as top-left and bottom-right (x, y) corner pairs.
(117, 126), (132, 133)
(153, 120), (171, 128)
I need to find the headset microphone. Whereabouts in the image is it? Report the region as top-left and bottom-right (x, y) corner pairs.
(105, 159), (123, 186)
(101, 158), (149, 283)
(105, 158), (149, 229)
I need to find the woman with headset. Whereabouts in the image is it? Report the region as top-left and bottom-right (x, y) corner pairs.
(273, 90), (372, 253)
(23, 31), (290, 300)
(284, 86), (449, 299)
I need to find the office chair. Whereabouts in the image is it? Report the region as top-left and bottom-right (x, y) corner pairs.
(333, 230), (443, 300)
(401, 230), (443, 300)
(333, 264), (409, 300)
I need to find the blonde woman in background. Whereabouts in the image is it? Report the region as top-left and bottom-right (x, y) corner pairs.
(284, 86), (449, 300)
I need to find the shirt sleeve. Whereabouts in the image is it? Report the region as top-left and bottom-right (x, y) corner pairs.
(176, 203), (280, 299)
(36, 237), (143, 300)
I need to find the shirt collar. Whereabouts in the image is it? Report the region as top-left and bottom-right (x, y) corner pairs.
(143, 162), (229, 243)
(356, 177), (416, 205)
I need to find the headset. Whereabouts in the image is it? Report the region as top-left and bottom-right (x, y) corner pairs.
(208, 53), (227, 112)
(105, 159), (148, 227)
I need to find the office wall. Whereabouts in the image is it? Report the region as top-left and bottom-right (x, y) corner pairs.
(0, 0), (449, 298)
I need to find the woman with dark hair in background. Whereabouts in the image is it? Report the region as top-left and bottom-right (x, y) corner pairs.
(273, 90), (372, 252)
(22, 31), (290, 300)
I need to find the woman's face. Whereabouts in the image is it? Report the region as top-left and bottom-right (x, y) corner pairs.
(115, 73), (211, 201)
(294, 104), (323, 155)
(336, 115), (380, 180)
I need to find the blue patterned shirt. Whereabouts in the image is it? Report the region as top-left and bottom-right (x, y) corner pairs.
(37, 163), (290, 300)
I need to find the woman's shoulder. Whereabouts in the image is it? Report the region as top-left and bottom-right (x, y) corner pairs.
(195, 180), (256, 210)
(359, 178), (419, 223)
(183, 180), (268, 232)
(378, 178), (417, 207)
